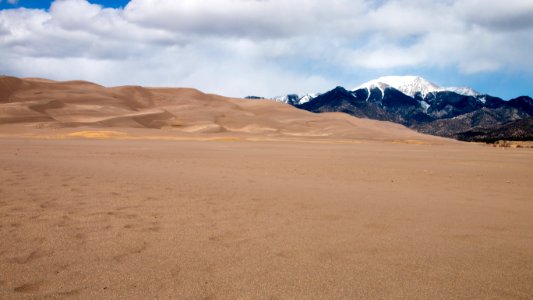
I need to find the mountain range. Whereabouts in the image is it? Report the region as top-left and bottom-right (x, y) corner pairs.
(272, 76), (533, 142)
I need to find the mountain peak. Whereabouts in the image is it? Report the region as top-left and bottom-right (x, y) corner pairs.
(357, 76), (439, 98)
(357, 80), (390, 91)
(356, 75), (479, 98)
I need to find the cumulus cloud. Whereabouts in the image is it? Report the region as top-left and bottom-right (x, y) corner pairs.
(0, 0), (532, 96)
(123, 0), (367, 39)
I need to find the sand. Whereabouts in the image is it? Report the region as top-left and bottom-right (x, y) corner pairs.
(1, 76), (532, 299)
(0, 138), (532, 299)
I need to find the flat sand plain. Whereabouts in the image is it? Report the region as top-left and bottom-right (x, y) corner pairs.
(1, 137), (532, 299)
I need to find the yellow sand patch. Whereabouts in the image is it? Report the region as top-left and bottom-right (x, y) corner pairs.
(66, 131), (129, 139)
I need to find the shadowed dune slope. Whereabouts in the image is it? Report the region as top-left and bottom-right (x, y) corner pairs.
(0, 76), (450, 142)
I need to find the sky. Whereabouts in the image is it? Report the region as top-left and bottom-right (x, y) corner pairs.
(0, 0), (532, 99)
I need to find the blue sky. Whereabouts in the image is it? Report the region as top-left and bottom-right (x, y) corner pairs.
(0, 0), (129, 9)
(1, 0), (532, 99)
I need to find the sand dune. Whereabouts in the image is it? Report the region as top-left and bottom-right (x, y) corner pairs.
(0, 76), (448, 143)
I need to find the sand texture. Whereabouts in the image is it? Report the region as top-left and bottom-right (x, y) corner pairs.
(0, 139), (532, 299)
(1, 76), (532, 299)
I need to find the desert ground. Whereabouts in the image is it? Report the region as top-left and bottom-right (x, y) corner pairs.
(1, 77), (532, 299)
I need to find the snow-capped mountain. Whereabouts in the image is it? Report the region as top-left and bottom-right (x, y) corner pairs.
(356, 76), (479, 98)
(274, 76), (479, 106)
(266, 76), (532, 140)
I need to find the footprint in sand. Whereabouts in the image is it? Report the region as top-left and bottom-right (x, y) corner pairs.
(12, 249), (50, 264)
(32, 237), (46, 244)
(123, 224), (136, 229)
(14, 281), (46, 293)
(113, 243), (148, 262)
(125, 214), (139, 219)
(39, 201), (55, 209)
(143, 225), (162, 232)
(70, 187), (83, 193)
(55, 215), (73, 228)
(74, 232), (88, 241)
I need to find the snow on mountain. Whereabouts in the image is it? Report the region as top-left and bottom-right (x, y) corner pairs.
(356, 76), (439, 98)
(273, 93), (320, 105)
(298, 93), (320, 104)
(443, 86), (479, 97)
(356, 80), (390, 99)
(273, 95), (291, 102)
(355, 76), (480, 98)
(420, 100), (430, 112)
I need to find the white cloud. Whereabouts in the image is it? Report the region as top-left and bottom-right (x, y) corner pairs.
(123, 0), (367, 39)
(0, 0), (532, 96)
(455, 0), (533, 31)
